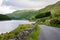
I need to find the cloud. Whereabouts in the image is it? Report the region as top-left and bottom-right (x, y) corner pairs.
(2, 0), (45, 8)
(0, 0), (3, 5)
(0, 6), (16, 14)
(0, 0), (16, 14)
(0, 0), (60, 14)
(2, 0), (59, 9)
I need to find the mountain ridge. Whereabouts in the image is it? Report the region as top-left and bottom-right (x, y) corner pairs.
(6, 1), (60, 20)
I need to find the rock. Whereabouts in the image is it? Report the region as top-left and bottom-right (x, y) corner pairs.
(9, 25), (36, 40)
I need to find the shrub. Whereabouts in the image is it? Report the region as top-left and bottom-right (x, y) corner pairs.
(0, 14), (11, 20)
(35, 12), (51, 19)
(50, 19), (60, 25)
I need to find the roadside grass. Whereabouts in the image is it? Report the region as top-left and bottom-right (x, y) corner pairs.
(52, 24), (60, 28)
(0, 24), (33, 40)
(28, 25), (40, 40)
(44, 21), (60, 28)
(56, 25), (60, 28)
(37, 18), (60, 28)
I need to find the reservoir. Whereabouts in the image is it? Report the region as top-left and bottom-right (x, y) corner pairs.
(0, 20), (35, 34)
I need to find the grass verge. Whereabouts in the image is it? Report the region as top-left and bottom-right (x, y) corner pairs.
(28, 25), (40, 40)
(53, 24), (60, 28)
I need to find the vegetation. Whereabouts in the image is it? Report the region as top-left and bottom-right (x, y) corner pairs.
(36, 1), (60, 27)
(0, 1), (60, 40)
(6, 10), (37, 20)
(6, 1), (60, 28)
(0, 14), (11, 21)
(35, 12), (51, 19)
(0, 24), (33, 40)
(28, 25), (40, 40)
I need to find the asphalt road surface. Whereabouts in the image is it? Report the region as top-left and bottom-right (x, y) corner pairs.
(38, 25), (60, 40)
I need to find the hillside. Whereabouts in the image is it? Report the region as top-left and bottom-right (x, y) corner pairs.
(36, 1), (60, 27)
(7, 10), (38, 20)
(38, 1), (60, 17)
(7, 1), (60, 20)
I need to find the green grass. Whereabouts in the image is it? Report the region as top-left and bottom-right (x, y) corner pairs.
(52, 24), (60, 28)
(0, 24), (33, 40)
(28, 25), (40, 40)
(10, 24), (33, 35)
(56, 25), (60, 28)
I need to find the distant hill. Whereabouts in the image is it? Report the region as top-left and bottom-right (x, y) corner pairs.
(7, 10), (38, 20)
(7, 1), (60, 20)
(0, 14), (11, 21)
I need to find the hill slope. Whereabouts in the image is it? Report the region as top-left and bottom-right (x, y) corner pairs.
(7, 1), (60, 20)
(38, 1), (60, 17)
(7, 10), (38, 20)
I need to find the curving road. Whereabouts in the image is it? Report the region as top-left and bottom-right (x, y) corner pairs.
(38, 25), (60, 40)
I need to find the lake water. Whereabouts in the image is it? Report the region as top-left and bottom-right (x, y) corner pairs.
(0, 20), (35, 34)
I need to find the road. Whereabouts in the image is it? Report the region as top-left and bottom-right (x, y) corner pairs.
(38, 25), (60, 40)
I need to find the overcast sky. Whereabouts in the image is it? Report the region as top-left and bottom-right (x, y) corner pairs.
(0, 0), (59, 14)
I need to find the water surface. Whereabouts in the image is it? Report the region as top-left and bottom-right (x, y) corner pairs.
(0, 20), (35, 34)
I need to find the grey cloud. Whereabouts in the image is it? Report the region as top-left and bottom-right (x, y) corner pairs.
(2, 0), (60, 10)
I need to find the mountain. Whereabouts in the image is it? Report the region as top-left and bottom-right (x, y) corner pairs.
(38, 1), (60, 17)
(6, 1), (60, 20)
(36, 1), (60, 27)
(6, 10), (38, 20)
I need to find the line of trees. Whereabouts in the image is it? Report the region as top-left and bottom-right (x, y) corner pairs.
(0, 14), (11, 21)
(35, 12), (51, 19)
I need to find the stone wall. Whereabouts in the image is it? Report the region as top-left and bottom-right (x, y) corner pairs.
(9, 24), (37, 40)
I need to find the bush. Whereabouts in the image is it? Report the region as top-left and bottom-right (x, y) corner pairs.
(44, 20), (51, 26)
(0, 14), (11, 20)
(50, 19), (60, 25)
(35, 12), (51, 19)
(36, 17), (51, 24)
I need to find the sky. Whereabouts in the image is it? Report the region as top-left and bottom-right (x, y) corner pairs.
(0, 0), (59, 14)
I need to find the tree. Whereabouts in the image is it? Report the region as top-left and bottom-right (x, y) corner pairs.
(0, 14), (11, 21)
(35, 12), (51, 19)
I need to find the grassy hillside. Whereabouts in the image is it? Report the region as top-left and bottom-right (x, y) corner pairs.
(7, 1), (60, 20)
(38, 1), (60, 18)
(7, 10), (38, 20)
(36, 1), (60, 27)
(6, 1), (60, 27)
